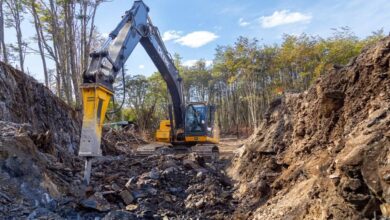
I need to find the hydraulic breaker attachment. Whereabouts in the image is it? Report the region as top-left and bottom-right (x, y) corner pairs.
(78, 84), (113, 184)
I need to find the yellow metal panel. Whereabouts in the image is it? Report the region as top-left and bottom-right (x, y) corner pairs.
(159, 120), (171, 131)
(185, 135), (219, 144)
(79, 84), (113, 157)
(156, 120), (171, 143)
(185, 136), (207, 142)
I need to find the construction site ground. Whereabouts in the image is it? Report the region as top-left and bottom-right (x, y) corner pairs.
(0, 37), (389, 219)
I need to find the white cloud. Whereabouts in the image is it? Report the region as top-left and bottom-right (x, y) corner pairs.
(138, 64), (145, 69)
(260, 10), (312, 28)
(162, 30), (182, 41)
(183, 60), (197, 67)
(238, 18), (250, 27)
(175, 31), (219, 48)
(183, 60), (213, 67)
(205, 60), (213, 67)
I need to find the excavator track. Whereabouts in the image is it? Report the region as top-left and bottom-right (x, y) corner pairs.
(136, 143), (219, 161)
(191, 144), (219, 161)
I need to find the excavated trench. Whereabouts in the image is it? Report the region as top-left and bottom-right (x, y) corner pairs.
(0, 36), (389, 219)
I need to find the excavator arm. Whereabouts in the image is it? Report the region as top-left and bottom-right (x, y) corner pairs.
(79, 0), (184, 183)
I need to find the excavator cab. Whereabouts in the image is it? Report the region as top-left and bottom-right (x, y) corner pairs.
(156, 102), (219, 145)
(184, 103), (219, 144)
(155, 102), (219, 159)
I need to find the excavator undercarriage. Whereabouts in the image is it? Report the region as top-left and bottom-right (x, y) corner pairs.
(136, 143), (219, 161)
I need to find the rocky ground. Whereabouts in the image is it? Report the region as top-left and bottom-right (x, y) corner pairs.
(0, 36), (389, 219)
(0, 121), (235, 219)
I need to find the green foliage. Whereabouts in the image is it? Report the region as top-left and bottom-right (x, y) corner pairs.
(116, 73), (169, 131)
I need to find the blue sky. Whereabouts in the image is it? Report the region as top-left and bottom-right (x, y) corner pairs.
(4, 0), (390, 82)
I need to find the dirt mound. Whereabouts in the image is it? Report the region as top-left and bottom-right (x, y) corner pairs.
(229, 37), (390, 219)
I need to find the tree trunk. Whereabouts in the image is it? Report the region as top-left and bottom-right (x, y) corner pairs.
(31, 0), (49, 87)
(5, 0), (24, 71)
(0, 0), (7, 63)
(15, 10), (23, 72)
(65, 2), (80, 107)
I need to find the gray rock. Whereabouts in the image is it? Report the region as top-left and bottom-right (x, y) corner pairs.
(120, 190), (134, 205)
(103, 210), (137, 220)
(162, 167), (177, 175)
(146, 187), (158, 196)
(169, 187), (182, 193)
(4, 156), (26, 177)
(132, 190), (148, 199)
(111, 183), (121, 191)
(27, 207), (63, 220)
(149, 168), (160, 180)
(80, 192), (111, 212)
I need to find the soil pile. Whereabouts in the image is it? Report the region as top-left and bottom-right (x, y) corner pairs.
(229, 37), (390, 219)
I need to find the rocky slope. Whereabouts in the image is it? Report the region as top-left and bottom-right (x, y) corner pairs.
(0, 62), (83, 219)
(229, 37), (390, 219)
(0, 62), (81, 159)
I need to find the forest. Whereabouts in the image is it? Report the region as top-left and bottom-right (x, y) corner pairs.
(0, 0), (385, 136)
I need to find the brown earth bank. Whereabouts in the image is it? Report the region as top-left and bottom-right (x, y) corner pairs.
(229, 36), (390, 219)
(0, 36), (389, 220)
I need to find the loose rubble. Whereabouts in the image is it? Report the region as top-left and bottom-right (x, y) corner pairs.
(0, 120), (234, 219)
(86, 153), (235, 219)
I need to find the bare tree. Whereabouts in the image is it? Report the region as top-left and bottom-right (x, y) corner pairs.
(30, 0), (49, 87)
(4, 0), (25, 72)
(65, 1), (81, 106)
(0, 0), (7, 63)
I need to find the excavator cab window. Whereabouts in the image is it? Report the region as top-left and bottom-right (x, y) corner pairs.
(207, 105), (216, 136)
(185, 104), (207, 135)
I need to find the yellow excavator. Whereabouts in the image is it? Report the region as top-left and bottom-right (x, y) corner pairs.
(78, 0), (219, 183)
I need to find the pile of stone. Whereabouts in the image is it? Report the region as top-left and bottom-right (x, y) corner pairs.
(82, 153), (235, 219)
